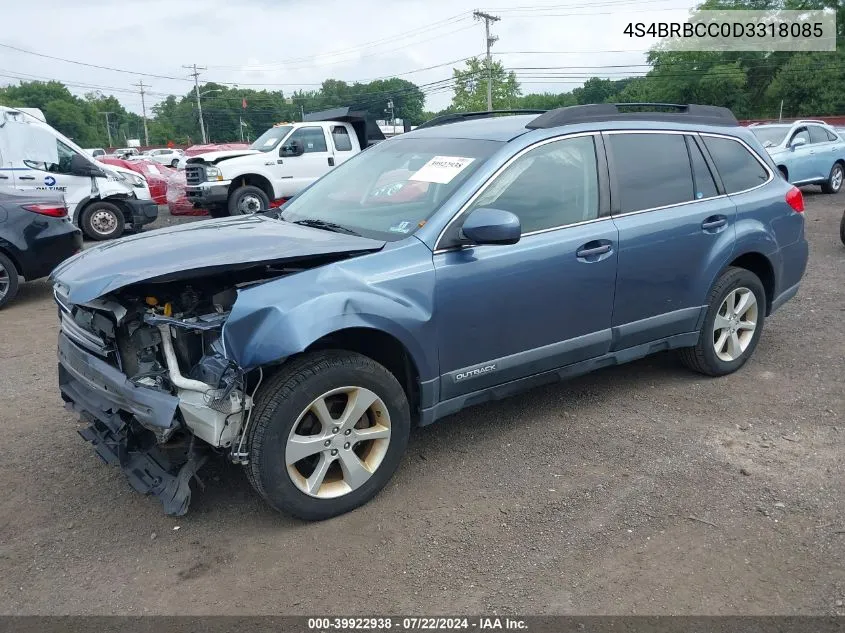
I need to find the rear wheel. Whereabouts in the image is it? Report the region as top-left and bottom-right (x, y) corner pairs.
(680, 267), (766, 376)
(170, 159), (179, 168)
(227, 185), (269, 216)
(0, 252), (20, 309)
(246, 351), (410, 521)
(80, 201), (125, 240)
(821, 162), (843, 194)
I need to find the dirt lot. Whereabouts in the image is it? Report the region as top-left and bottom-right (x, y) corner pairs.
(0, 196), (843, 616)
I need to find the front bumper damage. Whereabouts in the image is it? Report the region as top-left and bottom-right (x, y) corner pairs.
(58, 333), (207, 515)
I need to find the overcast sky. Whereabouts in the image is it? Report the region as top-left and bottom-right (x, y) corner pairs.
(1, 0), (700, 116)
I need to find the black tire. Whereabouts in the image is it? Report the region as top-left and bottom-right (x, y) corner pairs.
(80, 201), (125, 240)
(207, 205), (229, 219)
(0, 252), (20, 309)
(170, 159), (179, 168)
(821, 162), (844, 194)
(839, 210), (845, 246)
(246, 351), (410, 521)
(227, 185), (269, 216)
(679, 266), (767, 377)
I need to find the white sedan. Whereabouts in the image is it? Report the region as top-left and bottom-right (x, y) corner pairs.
(143, 148), (184, 168)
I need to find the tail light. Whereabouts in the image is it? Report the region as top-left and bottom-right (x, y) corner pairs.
(22, 203), (68, 218)
(785, 186), (804, 213)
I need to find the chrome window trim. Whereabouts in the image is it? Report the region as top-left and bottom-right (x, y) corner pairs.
(433, 131), (601, 252)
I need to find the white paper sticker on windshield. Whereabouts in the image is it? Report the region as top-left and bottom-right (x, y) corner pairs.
(409, 156), (474, 184)
(264, 137), (278, 147)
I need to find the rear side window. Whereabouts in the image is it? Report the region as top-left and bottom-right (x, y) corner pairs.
(331, 126), (353, 152)
(687, 137), (719, 200)
(607, 133), (693, 213)
(809, 126), (830, 144)
(826, 129), (839, 141)
(702, 136), (769, 194)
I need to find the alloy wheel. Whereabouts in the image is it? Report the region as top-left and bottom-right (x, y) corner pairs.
(0, 262), (9, 300)
(285, 386), (391, 499)
(832, 165), (843, 192)
(713, 287), (758, 362)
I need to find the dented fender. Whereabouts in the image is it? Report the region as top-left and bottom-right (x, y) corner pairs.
(222, 239), (438, 380)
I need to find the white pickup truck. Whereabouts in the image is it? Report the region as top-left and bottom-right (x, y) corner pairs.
(184, 108), (385, 217)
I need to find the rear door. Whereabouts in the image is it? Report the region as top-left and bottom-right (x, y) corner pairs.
(329, 124), (357, 168)
(605, 131), (736, 348)
(279, 125), (333, 195)
(808, 125), (838, 180)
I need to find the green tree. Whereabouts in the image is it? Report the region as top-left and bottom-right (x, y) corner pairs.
(451, 58), (521, 111)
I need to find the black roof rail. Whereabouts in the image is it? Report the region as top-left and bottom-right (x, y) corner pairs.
(526, 103), (738, 129)
(416, 109), (548, 130)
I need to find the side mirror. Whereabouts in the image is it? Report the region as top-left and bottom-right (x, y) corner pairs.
(790, 136), (807, 150)
(280, 139), (305, 157)
(460, 207), (521, 246)
(70, 154), (106, 177)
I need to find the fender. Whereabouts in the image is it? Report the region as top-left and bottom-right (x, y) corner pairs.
(71, 196), (92, 225)
(221, 240), (438, 380)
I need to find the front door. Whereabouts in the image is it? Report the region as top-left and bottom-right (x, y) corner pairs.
(433, 134), (619, 400)
(785, 126), (814, 183)
(14, 137), (91, 213)
(279, 126), (334, 196)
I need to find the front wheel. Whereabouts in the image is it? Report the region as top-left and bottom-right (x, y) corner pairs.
(821, 162), (843, 194)
(227, 185), (269, 216)
(246, 351), (410, 521)
(839, 210), (845, 246)
(80, 201), (125, 240)
(170, 159), (179, 168)
(679, 267), (766, 376)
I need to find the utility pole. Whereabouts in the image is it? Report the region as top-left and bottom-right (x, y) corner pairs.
(100, 111), (114, 148)
(183, 64), (208, 144)
(473, 10), (500, 111)
(133, 80), (150, 146)
(386, 99), (396, 136)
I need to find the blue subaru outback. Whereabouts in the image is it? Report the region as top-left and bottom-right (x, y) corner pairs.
(52, 104), (808, 520)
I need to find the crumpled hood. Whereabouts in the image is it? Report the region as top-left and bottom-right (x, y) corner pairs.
(51, 215), (385, 303)
(187, 149), (261, 164)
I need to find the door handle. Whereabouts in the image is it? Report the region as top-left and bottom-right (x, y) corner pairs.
(701, 216), (727, 230)
(18, 175), (35, 180)
(576, 243), (612, 258)
(328, 157), (335, 167)
(0, 175), (8, 180)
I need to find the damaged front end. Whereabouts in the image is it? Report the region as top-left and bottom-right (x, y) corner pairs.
(56, 281), (252, 516)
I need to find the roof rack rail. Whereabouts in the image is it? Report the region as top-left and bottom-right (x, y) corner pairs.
(794, 119), (827, 125)
(526, 103), (738, 129)
(416, 109), (547, 130)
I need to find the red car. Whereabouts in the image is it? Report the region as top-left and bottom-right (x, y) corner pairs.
(97, 157), (168, 205)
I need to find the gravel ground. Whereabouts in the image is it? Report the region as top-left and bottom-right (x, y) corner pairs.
(0, 195), (843, 615)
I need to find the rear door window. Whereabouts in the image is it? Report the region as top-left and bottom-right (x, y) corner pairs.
(702, 136), (770, 194)
(687, 137), (719, 200)
(809, 125), (831, 144)
(606, 133), (694, 213)
(331, 126), (353, 152)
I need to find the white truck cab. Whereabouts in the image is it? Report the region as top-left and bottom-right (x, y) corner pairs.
(185, 108), (385, 217)
(0, 106), (157, 240)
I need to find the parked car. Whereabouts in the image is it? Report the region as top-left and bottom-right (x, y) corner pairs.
(112, 148), (140, 159)
(749, 120), (845, 193)
(184, 108), (384, 217)
(98, 157), (168, 205)
(0, 191), (82, 308)
(0, 106), (158, 241)
(84, 148), (106, 158)
(143, 148), (184, 168)
(51, 104), (808, 519)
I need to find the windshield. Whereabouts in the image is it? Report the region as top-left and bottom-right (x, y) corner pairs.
(751, 126), (789, 148)
(279, 137), (503, 241)
(250, 125), (293, 151)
